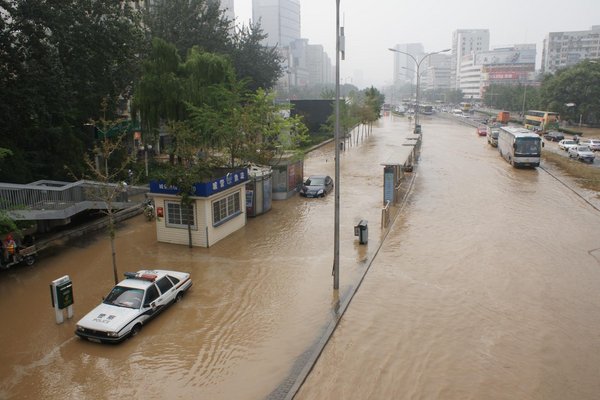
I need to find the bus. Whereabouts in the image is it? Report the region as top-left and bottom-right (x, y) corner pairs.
(460, 102), (472, 113)
(524, 110), (560, 132)
(421, 105), (433, 115)
(498, 126), (542, 168)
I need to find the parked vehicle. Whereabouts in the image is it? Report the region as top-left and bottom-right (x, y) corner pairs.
(1, 234), (37, 269)
(558, 139), (578, 151)
(299, 175), (334, 198)
(476, 126), (487, 136)
(75, 269), (192, 344)
(487, 127), (499, 147)
(543, 131), (564, 142)
(498, 126), (542, 168)
(0, 244), (37, 269)
(578, 138), (600, 151)
(568, 145), (595, 163)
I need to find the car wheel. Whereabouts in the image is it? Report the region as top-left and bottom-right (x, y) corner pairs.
(130, 324), (142, 338)
(175, 291), (184, 303)
(24, 255), (36, 266)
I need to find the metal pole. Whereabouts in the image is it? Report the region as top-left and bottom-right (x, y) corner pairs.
(333, 0), (340, 290)
(389, 48), (451, 132)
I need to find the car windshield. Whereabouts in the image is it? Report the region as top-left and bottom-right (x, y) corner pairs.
(563, 140), (576, 145)
(577, 146), (591, 152)
(306, 177), (325, 186)
(103, 285), (144, 309)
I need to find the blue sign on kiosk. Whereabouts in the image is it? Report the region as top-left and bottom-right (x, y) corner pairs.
(149, 168), (248, 197)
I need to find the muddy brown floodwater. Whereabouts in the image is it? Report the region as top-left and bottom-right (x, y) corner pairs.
(3, 115), (600, 400)
(0, 116), (410, 400)
(296, 116), (600, 399)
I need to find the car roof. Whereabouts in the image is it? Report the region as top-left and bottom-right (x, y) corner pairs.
(308, 175), (328, 179)
(117, 269), (187, 289)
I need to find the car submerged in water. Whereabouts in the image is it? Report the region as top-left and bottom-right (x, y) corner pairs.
(568, 145), (595, 163)
(75, 269), (192, 344)
(299, 175), (334, 198)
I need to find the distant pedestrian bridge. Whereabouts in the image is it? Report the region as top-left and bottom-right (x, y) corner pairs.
(0, 180), (148, 227)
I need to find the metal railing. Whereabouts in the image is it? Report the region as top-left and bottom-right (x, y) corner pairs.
(0, 180), (147, 212)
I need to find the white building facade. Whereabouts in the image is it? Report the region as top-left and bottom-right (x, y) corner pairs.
(541, 25), (600, 74)
(451, 29), (490, 89)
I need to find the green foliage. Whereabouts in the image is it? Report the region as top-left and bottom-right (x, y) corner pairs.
(0, 0), (145, 183)
(142, 0), (232, 58)
(228, 24), (283, 92)
(0, 211), (19, 236)
(539, 60), (600, 125)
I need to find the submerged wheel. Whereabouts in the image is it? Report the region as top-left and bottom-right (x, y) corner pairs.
(24, 256), (36, 266)
(175, 291), (184, 303)
(130, 324), (142, 338)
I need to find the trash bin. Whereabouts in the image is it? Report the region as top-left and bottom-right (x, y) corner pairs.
(354, 219), (368, 245)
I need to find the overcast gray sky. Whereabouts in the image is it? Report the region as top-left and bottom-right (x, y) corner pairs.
(235, 0), (599, 88)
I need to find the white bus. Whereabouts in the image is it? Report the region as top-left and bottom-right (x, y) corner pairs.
(497, 126), (542, 168)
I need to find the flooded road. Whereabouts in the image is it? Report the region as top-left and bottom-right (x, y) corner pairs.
(0, 116), (411, 399)
(296, 117), (600, 399)
(3, 115), (600, 400)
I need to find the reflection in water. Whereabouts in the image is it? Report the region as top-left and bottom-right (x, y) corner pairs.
(296, 117), (600, 400)
(3, 116), (600, 399)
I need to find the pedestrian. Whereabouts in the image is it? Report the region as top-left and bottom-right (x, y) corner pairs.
(4, 234), (16, 261)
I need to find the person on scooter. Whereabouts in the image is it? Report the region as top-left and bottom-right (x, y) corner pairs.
(4, 234), (16, 263)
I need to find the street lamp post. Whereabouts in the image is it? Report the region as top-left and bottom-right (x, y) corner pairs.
(401, 66), (424, 115)
(389, 47), (451, 132)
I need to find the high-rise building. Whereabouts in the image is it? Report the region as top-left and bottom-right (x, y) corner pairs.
(451, 29), (490, 89)
(458, 44), (537, 100)
(541, 25), (600, 74)
(423, 53), (452, 91)
(391, 43), (424, 86)
(252, 0), (301, 48)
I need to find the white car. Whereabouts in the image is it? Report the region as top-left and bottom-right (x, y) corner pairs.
(568, 145), (595, 163)
(75, 269), (192, 343)
(558, 139), (578, 151)
(578, 138), (600, 152)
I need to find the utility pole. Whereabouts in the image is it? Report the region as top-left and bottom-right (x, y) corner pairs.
(333, 0), (342, 290)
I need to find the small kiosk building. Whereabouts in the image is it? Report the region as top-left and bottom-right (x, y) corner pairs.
(148, 169), (248, 248)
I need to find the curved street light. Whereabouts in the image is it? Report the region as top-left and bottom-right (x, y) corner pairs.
(389, 47), (451, 132)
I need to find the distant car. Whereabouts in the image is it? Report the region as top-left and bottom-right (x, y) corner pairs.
(75, 269), (192, 344)
(578, 138), (600, 152)
(544, 131), (564, 142)
(476, 126), (487, 136)
(487, 127), (499, 147)
(568, 145), (595, 163)
(558, 139), (578, 151)
(299, 175), (334, 198)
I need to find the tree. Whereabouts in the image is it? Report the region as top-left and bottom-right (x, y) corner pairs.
(79, 116), (135, 285)
(160, 121), (212, 248)
(142, 1), (282, 92)
(539, 60), (600, 125)
(0, 0), (144, 183)
(228, 23), (283, 92)
(142, 0), (232, 58)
